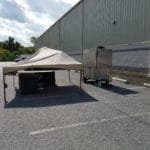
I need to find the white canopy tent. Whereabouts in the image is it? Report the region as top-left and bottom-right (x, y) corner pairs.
(3, 47), (83, 74)
(2, 47), (83, 105)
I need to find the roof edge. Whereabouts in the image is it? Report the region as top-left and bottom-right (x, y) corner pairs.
(36, 0), (83, 41)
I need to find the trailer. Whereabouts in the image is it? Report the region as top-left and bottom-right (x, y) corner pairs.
(82, 46), (112, 86)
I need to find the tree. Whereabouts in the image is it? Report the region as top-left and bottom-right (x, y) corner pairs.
(2, 36), (21, 51)
(30, 36), (37, 45)
(15, 41), (21, 50)
(0, 36), (36, 61)
(0, 42), (3, 48)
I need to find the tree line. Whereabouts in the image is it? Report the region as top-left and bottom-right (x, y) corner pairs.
(0, 36), (36, 61)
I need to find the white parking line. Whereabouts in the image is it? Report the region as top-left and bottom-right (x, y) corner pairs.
(128, 86), (145, 90)
(30, 120), (98, 135)
(131, 112), (150, 117)
(100, 116), (128, 122)
(30, 112), (150, 135)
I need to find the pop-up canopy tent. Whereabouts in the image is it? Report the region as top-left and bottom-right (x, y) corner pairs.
(3, 47), (83, 74)
(2, 47), (83, 104)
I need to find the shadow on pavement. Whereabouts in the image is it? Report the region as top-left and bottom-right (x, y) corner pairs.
(86, 82), (139, 95)
(101, 84), (139, 95)
(5, 86), (97, 108)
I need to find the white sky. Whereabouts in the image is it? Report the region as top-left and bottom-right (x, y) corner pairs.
(0, 0), (80, 46)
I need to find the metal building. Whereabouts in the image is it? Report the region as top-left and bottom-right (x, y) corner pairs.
(35, 0), (150, 80)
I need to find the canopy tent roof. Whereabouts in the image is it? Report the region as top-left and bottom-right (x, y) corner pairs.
(3, 47), (83, 74)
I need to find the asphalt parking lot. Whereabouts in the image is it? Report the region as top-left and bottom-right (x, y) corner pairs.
(0, 62), (150, 150)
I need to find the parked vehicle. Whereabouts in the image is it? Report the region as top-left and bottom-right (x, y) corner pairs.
(82, 46), (112, 86)
(15, 54), (31, 62)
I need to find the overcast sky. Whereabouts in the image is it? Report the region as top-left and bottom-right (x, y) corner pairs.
(0, 0), (80, 46)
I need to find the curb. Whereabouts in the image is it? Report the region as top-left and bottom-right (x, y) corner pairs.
(112, 77), (128, 83)
(144, 83), (150, 87)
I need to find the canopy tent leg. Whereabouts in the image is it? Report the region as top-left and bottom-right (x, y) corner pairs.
(13, 75), (15, 89)
(68, 70), (71, 83)
(80, 71), (82, 90)
(3, 73), (7, 106)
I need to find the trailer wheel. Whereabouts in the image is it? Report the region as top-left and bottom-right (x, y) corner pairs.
(105, 81), (109, 87)
(101, 82), (106, 87)
(104, 81), (112, 88)
(96, 80), (99, 87)
(83, 77), (87, 83)
(100, 81), (110, 88)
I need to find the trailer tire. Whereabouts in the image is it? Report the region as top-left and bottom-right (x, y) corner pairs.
(83, 77), (87, 83)
(101, 81), (110, 88)
(105, 81), (112, 88)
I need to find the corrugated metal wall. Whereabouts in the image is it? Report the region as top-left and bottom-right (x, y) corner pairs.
(110, 0), (150, 45)
(48, 23), (60, 49)
(83, 0), (112, 49)
(111, 42), (150, 70)
(35, 0), (150, 69)
(35, 32), (49, 49)
(60, 2), (82, 54)
(83, 0), (150, 49)
(35, 0), (150, 51)
(42, 30), (49, 47)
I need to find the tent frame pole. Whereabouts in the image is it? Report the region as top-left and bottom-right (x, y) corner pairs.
(3, 73), (7, 106)
(80, 71), (82, 90)
(13, 75), (15, 89)
(68, 70), (71, 83)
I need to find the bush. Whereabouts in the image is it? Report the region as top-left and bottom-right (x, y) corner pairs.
(0, 48), (12, 61)
(0, 47), (35, 61)
(20, 47), (35, 54)
(0, 37), (36, 61)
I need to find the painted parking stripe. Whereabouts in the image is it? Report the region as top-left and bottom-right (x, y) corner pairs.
(131, 112), (150, 117)
(30, 112), (150, 135)
(30, 120), (98, 135)
(128, 86), (145, 90)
